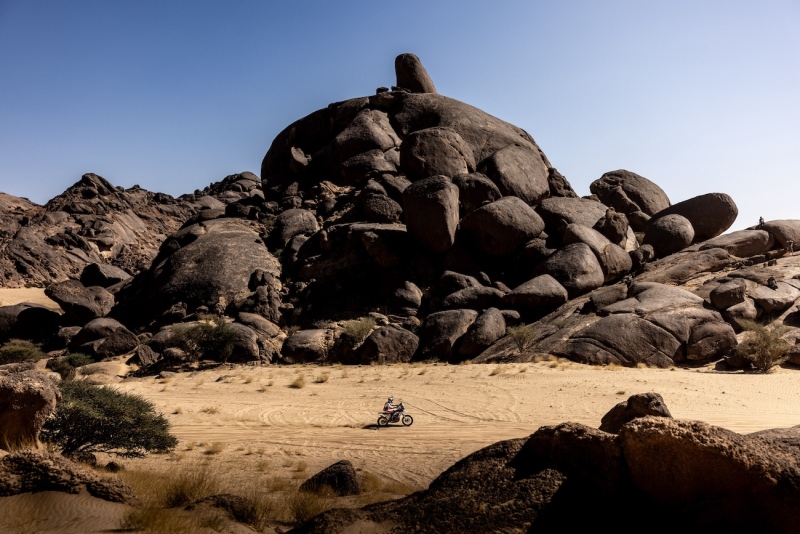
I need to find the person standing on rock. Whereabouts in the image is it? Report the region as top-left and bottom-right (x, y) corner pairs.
(759, 216), (765, 229)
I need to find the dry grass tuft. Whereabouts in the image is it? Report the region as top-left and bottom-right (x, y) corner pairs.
(289, 376), (307, 389)
(489, 366), (503, 376)
(204, 442), (225, 455)
(200, 405), (220, 414)
(314, 373), (330, 384)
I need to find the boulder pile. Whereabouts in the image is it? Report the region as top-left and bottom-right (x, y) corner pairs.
(1, 53), (799, 372)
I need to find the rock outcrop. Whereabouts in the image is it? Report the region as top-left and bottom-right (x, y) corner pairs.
(293, 398), (800, 533)
(0, 371), (61, 451)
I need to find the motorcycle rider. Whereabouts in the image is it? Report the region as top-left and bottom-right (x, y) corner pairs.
(383, 397), (398, 419)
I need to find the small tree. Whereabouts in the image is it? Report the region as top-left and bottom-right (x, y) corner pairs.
(507, 325), (538, 352)
(736, 320), (791, 373)
(41, 381), (177, 458)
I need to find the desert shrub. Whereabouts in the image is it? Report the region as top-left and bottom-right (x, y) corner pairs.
(0, 339), (46, 365)
(41, 380), (177, 457)
(736, 320), (791, 373)
(340, 317), (376, 344)
(506, 325), (538, 352)
(46, 353), (96, 380)
(171, 317), (241, 362)
(289, 376), (306, 389)
(288, 487), (336, 524)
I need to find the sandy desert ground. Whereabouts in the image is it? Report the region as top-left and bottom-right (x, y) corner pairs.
(2, 288), (800, 533)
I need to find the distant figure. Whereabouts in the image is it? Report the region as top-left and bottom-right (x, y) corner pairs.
(768, 276), (779, 290)
(788, 240), (794, 255)
(759, 216), (765, 229)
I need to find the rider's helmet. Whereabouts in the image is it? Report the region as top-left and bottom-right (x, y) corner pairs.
(387, 397), (393, 403)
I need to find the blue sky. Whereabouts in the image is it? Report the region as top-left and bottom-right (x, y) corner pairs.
(1, 1), (798, 231)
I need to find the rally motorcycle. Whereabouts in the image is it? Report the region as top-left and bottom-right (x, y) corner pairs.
(377, 401), (413, 427)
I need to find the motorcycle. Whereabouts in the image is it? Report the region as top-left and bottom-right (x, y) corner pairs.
(377, 401), (413, 427)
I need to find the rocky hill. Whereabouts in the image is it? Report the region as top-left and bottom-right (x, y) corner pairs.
(1, 53), (799, 375)
(0, 172), (262, 288)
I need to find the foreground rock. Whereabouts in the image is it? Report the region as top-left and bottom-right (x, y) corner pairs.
(299, 460), (360, 496)
(0, 371), (61, 451)
(0, 450), (134, 503)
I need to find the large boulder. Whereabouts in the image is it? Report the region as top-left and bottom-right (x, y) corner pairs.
(273, 209), (319, 247)
(70, 318), (139, 358)
(416, 309), (478, 361)
(710, 279), (748, 310)
(456, 308), (506, 359)
(649, 193), (738, 242)
(45, 280), (114, 325)
(762, 220), (800, 248)
(534, 243), (604, 298)
(589, 170), (670, 216)
(599, 392), (673, 434)
(642, 213), (695, 257)
(535, 197), (609, 236)
(439, 286), (504, 311)
(399, 127), (475, 180)
(460, 197), (545, 257)
(562, 224), (631, 282)
(451, 172), (502, 215)
(500, 275), (569, 314)
(0, 303), (61, 343)
(395, 53), (436, 94)
(79, 263), (131, 288)
(112, 218), (280, 325)
(0, 371), (61, 451)
(699, 229), (775, 258)
(552, 314), (681, 367)
(749, 282), (800, 313)
(402, 176), (459, 253)
(478, 143), (550, 204)
(280, 329), (330, 363)
(359, 326), (419, 365)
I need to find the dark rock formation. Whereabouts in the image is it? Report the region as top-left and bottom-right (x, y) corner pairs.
(649, 192), (738, 242)
(590, 169), (670, 217)
(460, 197), (545, 257)
(45, 280), (114, 325)
(642, 213), (695, 257)
(395, 53), (436, 94)
(599, 392), (672, 433)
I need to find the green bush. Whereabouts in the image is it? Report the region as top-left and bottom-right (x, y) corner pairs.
(340, 317), (376, 344)
(41, 381), (177, 458)
(506, 325), (538, 352)
(736, 320), (791, 373)
(46, 353), (96, 380)
(171, 317), (241, 362)
(0, 339), (46, 365)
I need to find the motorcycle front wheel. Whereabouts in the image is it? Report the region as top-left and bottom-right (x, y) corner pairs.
(377, 416), (389, 427)
(402, 415), (413, 426)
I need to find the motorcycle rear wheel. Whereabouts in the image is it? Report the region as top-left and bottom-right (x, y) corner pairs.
(377, 415), (389, 427)
(402, 415), (413, 426)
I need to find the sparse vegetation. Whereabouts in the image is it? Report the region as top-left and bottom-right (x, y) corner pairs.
(41, 381), (177, 458)
(289, 376), (307, 389)
(203, 442), (225, 455)
(171, 316), (242, 362)
(46, 352), (95, 380)
(736, 320), (791, 373)
(489, 366), (503, 376)
(0, 339), (46, 365)
(340, 317), (376, 344)
(314, 372), (330, 384)
(200, 405), (220, 414)
(507, 325), (538, 352)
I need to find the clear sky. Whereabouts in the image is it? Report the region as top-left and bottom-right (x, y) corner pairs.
(1, 1), (798, 231)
